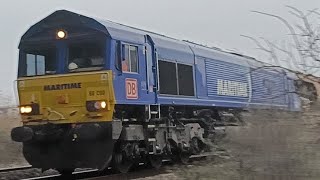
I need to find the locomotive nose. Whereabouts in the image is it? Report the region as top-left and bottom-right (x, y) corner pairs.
(17, 71), (115, 124)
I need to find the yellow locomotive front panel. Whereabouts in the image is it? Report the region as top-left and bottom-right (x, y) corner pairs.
(17, 71), (115, 125)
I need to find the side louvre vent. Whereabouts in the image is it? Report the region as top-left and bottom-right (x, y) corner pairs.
(205, 59), (250, 99)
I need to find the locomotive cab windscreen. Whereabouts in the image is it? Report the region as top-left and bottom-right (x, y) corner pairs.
(18, 45), (57, 76)
(67, 41), (105, 72)
(18, 36), (106, 77)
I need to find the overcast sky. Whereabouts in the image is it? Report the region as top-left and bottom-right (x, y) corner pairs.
(0, 0), (319, 99)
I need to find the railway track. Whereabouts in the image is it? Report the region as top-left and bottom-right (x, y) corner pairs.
(13, 152), (222, 180)
(21, 169), (99, 180)
(0, 165), (32, 173)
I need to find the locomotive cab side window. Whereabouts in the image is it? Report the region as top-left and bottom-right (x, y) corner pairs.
(18, 47), (56, 77)
(122, 44), (139, 73)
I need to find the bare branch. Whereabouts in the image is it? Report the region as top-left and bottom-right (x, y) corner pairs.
(241, 35), (271, 53)
(286, 6), (304, 17)
(288, 10), (302, 19)
(252, 10), (306, 71)
(266, 39), (300, 69)
(311, 10), (320, 16)
(260, 38), (281, 66)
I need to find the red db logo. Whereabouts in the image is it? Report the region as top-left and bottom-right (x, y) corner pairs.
(126, 78), (138, 99)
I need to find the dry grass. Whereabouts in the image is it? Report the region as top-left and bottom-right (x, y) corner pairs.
(0, 108), (28, 168)
(166, 102), (320, 180)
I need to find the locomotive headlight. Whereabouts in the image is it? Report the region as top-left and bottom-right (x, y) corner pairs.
(94, 101), (107, 110)
(100, 101), (107, 109)
(86, 100), (108, 112)
(20, 106), (32, 114)
(19, 104), (39, 115)
(56, 30), (67, 39)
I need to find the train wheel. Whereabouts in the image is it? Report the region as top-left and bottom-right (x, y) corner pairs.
(113, 151), (133, 173)
(191, 138), (201, 154)
(148, 155), (162, 169)
(178, 152), (190, 164)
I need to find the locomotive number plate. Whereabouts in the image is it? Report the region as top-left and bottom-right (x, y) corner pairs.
(126, 78), (138, 99)
(86, 87), (107, 100)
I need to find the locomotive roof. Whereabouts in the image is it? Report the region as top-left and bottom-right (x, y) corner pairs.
(95, 13), (260, 67)
(20, 10), (281, 69)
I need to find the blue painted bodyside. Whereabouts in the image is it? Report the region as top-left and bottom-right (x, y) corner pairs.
(20, 10), (301, 111)
(104, 21), (299, 111)
(250, 69), (287, 109)
(194, 56), (208, 99)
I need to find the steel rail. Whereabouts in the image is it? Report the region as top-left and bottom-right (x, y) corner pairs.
(22, 169), (99, 180)
(0, 165), (33, 173)
(20, 152), (220, 180)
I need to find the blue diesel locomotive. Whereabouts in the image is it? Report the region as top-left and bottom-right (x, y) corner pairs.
(11, 10), (301, 174)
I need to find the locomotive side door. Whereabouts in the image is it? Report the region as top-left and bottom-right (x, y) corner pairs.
(114, 40), (156, 105)
(145, 35), (158, 104)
